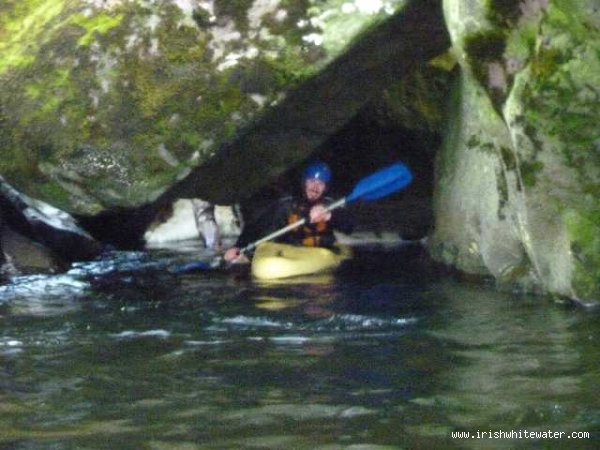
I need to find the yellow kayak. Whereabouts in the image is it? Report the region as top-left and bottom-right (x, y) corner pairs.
(251, 242), (352, 280)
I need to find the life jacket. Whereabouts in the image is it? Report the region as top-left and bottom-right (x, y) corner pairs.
(286, 199), (334, 248)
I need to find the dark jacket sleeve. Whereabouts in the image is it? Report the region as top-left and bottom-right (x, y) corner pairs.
(322, 197), (353, 235)
(235, 197), (293, 249)
(330, 205), (354, 235)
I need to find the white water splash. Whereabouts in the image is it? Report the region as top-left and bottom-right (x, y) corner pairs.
(185, 339), (234, 346)
(0, 338), (24, 355)
(326, 314), (418, 329)
(110, 329), (171, 339)
(220, 316), (293, 329)
(269, 335), (311, 345)
(212, 313), (417, 335)
(0, 274), (89, 302)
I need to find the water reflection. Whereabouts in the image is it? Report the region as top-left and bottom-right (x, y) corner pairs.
(420, 281), (599, 448)
(0, 246), (597, 449)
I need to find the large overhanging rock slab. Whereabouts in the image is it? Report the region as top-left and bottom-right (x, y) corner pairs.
(168, 0), (450, 204)
(0, 0), (448, 216)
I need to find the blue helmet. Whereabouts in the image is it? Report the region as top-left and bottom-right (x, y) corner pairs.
(303, 161), (331, 184)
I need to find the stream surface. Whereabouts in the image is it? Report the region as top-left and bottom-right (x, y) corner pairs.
(0, 241), (598, 449)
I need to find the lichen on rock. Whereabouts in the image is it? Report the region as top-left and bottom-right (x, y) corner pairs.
(434, 0), (599, 302)
(0, 0), (407, 214)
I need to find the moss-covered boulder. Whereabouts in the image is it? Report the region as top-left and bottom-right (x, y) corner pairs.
(430, 0), (599, 302)
(0, 0), (410, 215)
(167, 0), (449, 204)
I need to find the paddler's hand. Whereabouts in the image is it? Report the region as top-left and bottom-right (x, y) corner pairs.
(224, 247), (241, 262)
(224, 247), (249, 264)
(309, 204), (332, 223)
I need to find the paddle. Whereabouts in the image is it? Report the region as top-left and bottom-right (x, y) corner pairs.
(240, 161), (413, 254)
(171, 161), (412, 273)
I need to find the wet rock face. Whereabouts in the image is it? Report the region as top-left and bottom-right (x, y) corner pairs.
(431, 0), (599, 302)
(0, 0), (408, 216)
(1, 227), (66, 276)
(0, 177), (102, 271)
(143, 199), (241, 249)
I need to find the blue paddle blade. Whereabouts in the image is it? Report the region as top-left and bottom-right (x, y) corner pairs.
(346, 162), (413, 203)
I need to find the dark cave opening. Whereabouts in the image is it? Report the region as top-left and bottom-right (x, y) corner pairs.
(318, 114), (438, 240)
(77, 109), (441, 249)
(316, 113), (437, 197)
(244, 111), (440, 241)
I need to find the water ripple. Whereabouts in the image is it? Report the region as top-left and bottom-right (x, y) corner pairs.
(211, 313), (417, 334)
(109, 329), (172, 340)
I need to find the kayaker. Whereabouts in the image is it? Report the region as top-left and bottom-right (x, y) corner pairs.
(224, 161), (353, 263)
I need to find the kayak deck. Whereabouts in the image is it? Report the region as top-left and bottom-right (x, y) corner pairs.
(251, 242), (352, 280)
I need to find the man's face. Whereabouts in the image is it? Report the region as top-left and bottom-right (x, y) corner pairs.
(304, 178), (327, 202)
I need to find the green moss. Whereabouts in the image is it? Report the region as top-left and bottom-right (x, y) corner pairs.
(582, 183), (600, 199)
(520, 160), (543, 187)
(263, 0), (312, 44)
(486, 0), (522, 28)
(35, 180), (73, 211)
(499, 145), (516, 171)
(375, 66), (454, 133)
(463, 30), (507, 88)
(504, 22), (537, 63)
(564, 208), (600, 300)
(192, 7), (213, 28)
(466, 134), (480, 149)
(162, 25), (207, 64)
(530, 46), (565, 80)
(70, 12), (124, 47)
(464, 30), (506, 62)
(522, 43), (598, 178)
(0, 0), (67, 73)
(213, 0), (254, 33)
(0, 0), (443, 213)
(496, 167), (509, 219)
(24, 83), (41, 99)
(547, 0), (589, 42)
(132, 63), (179, 117)
(24, 67), (71, 113)
(270, 48), (319, 86)
(465, 133), (496, 154)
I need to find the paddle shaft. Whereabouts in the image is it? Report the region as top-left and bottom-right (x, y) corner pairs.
(234, 161), (412, 257)
(239, 197), (347, 254)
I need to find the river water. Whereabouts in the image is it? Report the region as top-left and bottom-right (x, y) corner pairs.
(0, 241), (598, 449)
